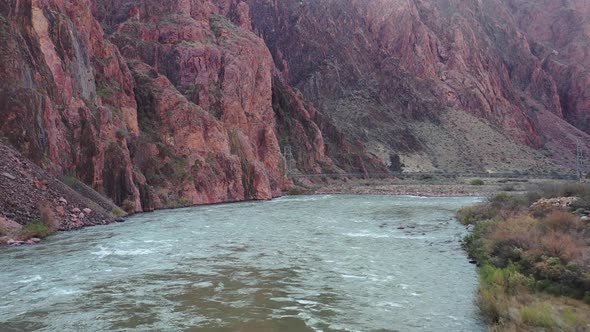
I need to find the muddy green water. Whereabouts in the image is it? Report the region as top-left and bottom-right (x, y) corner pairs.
(0, 195), (485, 331)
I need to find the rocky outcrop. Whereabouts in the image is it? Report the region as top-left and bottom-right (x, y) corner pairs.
(0, 0), (142, 211)
(98, 0), (288, 205)
(531, 197), (578, 211)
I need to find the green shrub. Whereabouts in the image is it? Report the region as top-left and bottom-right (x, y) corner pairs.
(457, 205), (498, 225)
(462, 220), (495, 262)
(470, 179), (485, 186)
(19, 220), (51, 239)
(476, 263), (534, 324)
(111, 207), (126, 218)
(480, 263), (533, 294)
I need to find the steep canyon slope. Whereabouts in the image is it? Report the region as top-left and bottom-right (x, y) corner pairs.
(247, 0), (590, 172)
(0, 0), (376, 227)
(0, 0), (589, 227)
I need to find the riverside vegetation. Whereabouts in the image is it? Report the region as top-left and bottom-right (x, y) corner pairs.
(458, 183), (590, 331)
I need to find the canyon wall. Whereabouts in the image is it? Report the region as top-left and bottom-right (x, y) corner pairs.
(246, 0), (590, 172)
(1, 0), (590, 223)
(0, 0), (143, 212)
(0, 0), (380, 221)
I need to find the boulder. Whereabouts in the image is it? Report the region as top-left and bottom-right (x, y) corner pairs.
(531, 197), (578, 210)
(83, 208), (92, 214)
(56, 206), (66, 217)
(2, 172), (16, 180)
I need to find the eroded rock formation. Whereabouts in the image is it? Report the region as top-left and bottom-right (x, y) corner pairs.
(1, 0), (589, 220)
(0, 0), (378, 217)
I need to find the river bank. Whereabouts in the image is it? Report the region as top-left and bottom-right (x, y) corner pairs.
(1, 171), (577, 247)
(292, 176), (573, 198)
(457, 184), (590, 331)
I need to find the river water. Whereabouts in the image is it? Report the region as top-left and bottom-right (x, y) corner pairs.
(0, 195), (485, 332)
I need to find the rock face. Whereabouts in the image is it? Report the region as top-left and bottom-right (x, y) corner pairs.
(103, 0), (286, 206)
(246, 0), (590, 172)
(1, 0), (377, 217)
(1, 0), (590, 219)
(0, 0), (142, 211)
(505, 0), (590, 133)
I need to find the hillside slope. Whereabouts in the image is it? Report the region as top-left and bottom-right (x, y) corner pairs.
(246, 0), (590, 172)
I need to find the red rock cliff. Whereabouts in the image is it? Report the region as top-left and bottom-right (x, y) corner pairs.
(2, 0), (590, 219)
(0, 0), (142, 211)
(1, 0), (379, 216)
(246, 0), (590, 172)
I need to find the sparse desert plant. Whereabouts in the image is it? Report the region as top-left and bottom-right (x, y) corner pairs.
(39, 202), (60, 232)
(520, 302), (557, 328)
(537, 182), (590, 199)
(538, 232), (583, 263)
(111, 207), (126, 218)
(121, 198), (136, 213)
(540, 211), (585, 234)
(470, 178), (485, 186)
(501, 184), (515, 192)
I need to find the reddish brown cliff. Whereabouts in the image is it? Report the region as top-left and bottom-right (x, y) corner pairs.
(2, 0), (590, 225)
(0, 0), (142, 211)
(93, 0), (383, 196)
(246, 0), (590, 172)
(503, 0), (590, 133)
(1, 0), (378, 221)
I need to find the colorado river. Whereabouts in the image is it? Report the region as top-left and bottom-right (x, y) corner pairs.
(0, 195), (485, 331)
